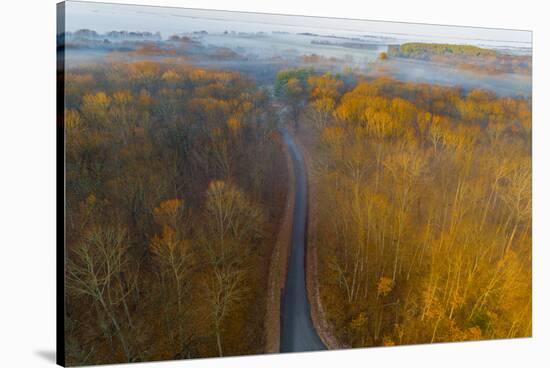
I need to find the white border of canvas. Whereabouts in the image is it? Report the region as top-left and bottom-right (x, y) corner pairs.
(0, 1), (547, 367)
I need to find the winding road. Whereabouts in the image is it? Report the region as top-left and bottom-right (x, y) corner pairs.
(280, 128), (327, 353)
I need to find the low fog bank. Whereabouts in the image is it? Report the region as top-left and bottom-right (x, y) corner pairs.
(61, 30), (532, 97)
(368, 58), (531, 97)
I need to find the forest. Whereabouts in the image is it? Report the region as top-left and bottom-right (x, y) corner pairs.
(387, 43), (532, 75)
(63, 61), (289, 365)
(61, 16), (531, 364)
(389, 43), (498, 58)
(278, 72), (532, 347)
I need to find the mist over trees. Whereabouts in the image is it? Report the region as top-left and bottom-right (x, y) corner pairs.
(387, 43), (532, 75)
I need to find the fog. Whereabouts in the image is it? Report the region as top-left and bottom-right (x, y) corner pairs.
(60, 1), (532, 97)
(368, 58), (532, 97)
(63, 1), (531, 49)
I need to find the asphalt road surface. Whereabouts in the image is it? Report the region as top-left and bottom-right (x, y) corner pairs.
(280, 128), (327, 353)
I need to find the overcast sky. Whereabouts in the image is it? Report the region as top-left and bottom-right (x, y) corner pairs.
(63, 0), (532, 48)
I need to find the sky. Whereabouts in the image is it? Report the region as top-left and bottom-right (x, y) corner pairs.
(63, 0), (532, 50)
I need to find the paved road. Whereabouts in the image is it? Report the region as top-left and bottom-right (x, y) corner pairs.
(280, 128), (327, 353)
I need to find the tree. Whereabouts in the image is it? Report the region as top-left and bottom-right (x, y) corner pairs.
(275, 68), (312, 129)
(66, 225), (138, 362)
(308, 73), (343, 100)
(150, 199), (193, 355)
(81, 92), (111, 128)
(205, 181), (264, 258)
(498, 165), (531, 256)
(203, 181), (265, 356)
(206, 264), (247, 356)
(308, 97), (336, 130)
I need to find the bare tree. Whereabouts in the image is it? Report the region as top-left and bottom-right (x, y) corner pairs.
(66, 225), (138, 362)
(206, 265), (247, 356)
(150, 199), (194, 355)
(203, 181), (264, 355)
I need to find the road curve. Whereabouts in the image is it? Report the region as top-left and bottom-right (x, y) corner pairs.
(280, 128), (327, 353)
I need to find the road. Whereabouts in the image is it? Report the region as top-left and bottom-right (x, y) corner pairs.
(280, 128), (327, 353)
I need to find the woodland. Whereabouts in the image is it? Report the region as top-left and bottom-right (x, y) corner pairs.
(64, 61), (288, 364)
(276, 72), (532, 347)
(63, 35), (531, 364)
(387, 43), (532, 75)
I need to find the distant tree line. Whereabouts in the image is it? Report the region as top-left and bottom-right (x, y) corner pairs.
(387, 43), (531, 75)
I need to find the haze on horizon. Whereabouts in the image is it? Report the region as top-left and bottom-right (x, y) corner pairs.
(63, 0), (532, 52)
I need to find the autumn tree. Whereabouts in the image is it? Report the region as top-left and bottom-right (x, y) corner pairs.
(306, 77), (531, 348)
(65, 60), (288, 364)
(66, 225), (138, 362)
(275, 68), (313, 129)
(203, 181), (265, 356)
(150, 199), (194, 356)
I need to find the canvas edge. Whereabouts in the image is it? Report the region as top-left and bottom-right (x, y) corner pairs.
(56, 1), (67, 367)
